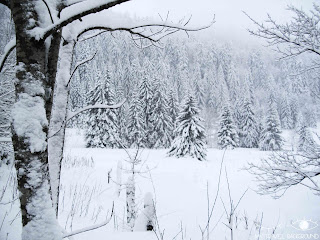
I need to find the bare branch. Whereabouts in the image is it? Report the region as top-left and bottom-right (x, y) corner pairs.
(66, 51), (97, 87)
(247, 150), (320, 197)
(63, 202), (114, 238)
(244, 6), (320, 61)
(41, 0), (54, 24)
(66, 98), (126, 121)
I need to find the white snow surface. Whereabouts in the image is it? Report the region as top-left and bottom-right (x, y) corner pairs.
(58, 129), (320, 239)
(1, 128), (320, 240)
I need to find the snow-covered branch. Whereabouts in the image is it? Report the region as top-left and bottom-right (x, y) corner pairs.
(66, 98), (126, 121)
(245, 4), (320, 60)
(41, 0), (131, 40)
(63, 202), (114, 238)
(0, 38), (16, 73)
(247, 150), (320, 198)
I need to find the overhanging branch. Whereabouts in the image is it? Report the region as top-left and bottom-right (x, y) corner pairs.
(42, 0), (131, 40)
(66, 98), (126, 121)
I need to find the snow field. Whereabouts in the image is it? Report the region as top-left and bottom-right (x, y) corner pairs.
(58, 128), (320, 239)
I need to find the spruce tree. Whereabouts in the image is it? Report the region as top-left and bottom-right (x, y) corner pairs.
(150, 85), (173, 148)
(217, 105), (238, 149)
(85, 70), (120, 148)
(168, 95), (207, 161)
(138, 76), (154, 147)
(280, 96), (293, 129)
(127, 87), (145, 147)
(240, 99), (259, 148)
(168, 89), (178, 132)
(259, 102), (283, 151)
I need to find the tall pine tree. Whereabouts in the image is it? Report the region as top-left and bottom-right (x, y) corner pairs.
(240, 99), (259, 148)
(150, 84), (173, 148)
(168, 95), (207, 161)
(85, 69), (120, 148)
(259, 102), (283, 151)
(217, 104), (238, 149)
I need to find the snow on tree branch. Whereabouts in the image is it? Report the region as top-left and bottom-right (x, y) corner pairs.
(247, 150), (320, 198)
(0, 38), (16, 73)
(245, 4), (320, 59)
(37, 0), (131, 40)
(66, 98), (127, 121)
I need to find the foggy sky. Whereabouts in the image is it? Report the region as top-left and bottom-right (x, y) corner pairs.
(114, 0), (316, 42)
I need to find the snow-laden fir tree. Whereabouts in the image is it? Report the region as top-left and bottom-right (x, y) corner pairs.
(85, 69), (120, 148)
(138, 75), (154, 148)
(150, 84), (173, 148)
(168, 89), (179, 136)
(259, 102), (283, 151)
(127, 86), (145, 147)
(168, 95), (207, 161)
(217, 104), (238, 149)
(240, 98), (259, 148)
(280, 96), (293, 129)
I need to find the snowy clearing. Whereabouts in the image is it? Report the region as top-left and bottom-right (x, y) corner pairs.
(59, 129), (320, 239)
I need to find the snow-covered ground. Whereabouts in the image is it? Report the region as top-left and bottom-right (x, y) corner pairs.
(59, 129), (320, 239)
(1, 128), (320, 240)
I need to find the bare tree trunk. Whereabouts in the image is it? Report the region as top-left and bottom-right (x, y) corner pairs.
(11, 1), (62, 239)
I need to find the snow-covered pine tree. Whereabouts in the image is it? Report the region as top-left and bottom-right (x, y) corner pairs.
(217, 104), (238, 149)
(138, 74), (154, 148)
(150, 84), (173, 148)
(168, 89), (178, 128)
(296, 114), (317, 153)
(259, 102), (283, 151)
(168, 95), (207, 161)
(240, 98), (259, 148)
(85, 69), (120, 148)
(280, 96), (293, 129)
(127, 86), (145, 147)
(233, 99), (244, 143)
(193, 63), (205, 107)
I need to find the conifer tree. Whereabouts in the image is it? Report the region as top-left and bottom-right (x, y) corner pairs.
(138, 75), (154, 147)
(168, 95), (207, 161)
(127, 87), (145, 147)
(85, 69), (120, 148)
(259, 102), (283, 151)
(150, 85), (173, 148)
(240, 99), (259, 148)
(280, 96), (293, 129)
(217, 105), (238, 149)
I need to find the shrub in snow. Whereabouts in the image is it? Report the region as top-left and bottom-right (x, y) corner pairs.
(217, 105), (238, 149)
(134, 192), (155, 231)
(168, 95), (207, 161)
(259, 103), (283, 151)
